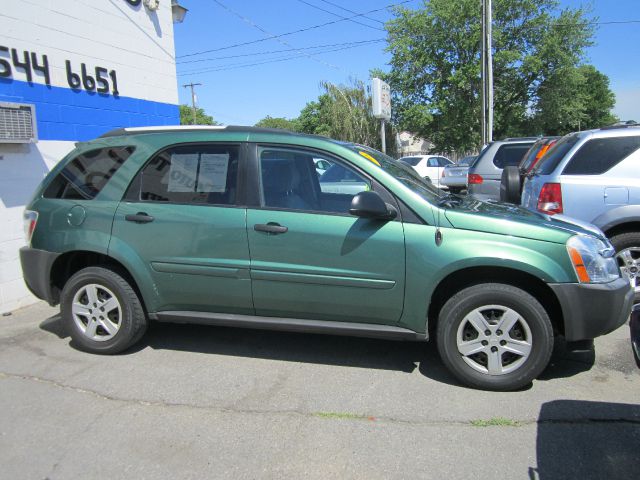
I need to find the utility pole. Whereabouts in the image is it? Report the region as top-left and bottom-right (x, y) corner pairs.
(380, 119), (386, 154)
(480, 0), (493, 145)
(182, 82), (202, 125)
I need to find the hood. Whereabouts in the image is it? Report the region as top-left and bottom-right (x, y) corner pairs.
(443, 197), (606, 244)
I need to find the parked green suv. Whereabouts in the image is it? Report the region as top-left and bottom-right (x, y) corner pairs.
(20, 127), (634, 390)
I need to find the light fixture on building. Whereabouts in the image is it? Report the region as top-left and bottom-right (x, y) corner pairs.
(171, 0), (188, 23)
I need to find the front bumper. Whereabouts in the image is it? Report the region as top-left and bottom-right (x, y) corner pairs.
(549, 277), (634, 342)
(19, 247), (60, 305)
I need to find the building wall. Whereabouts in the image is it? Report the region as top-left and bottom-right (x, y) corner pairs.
(0, 0), (180, 313)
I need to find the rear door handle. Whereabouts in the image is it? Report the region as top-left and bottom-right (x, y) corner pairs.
(125, 212), (154, 224)
(254, 223), (288, 234)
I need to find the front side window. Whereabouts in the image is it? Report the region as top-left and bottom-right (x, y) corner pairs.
(438, 157), (453, 167)
(44, 146), (134, 200)
(260, 147), (370, 214)
(138, 144), (239, 205)
(563, 136), (640, 175)
(427, 157), (439, 167)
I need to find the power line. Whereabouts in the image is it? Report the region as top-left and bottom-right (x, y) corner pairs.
(294, 0), (385, 31)
(178, 0), (411, 58)
(178, 42), (380, 76)
(318, 0), (385, 25)
(553, 19), (640, 26)
(176, 39), (384, 65)
(210, 0), (342, 72)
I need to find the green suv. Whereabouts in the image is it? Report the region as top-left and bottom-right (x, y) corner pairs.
(19, 127), (634, 391)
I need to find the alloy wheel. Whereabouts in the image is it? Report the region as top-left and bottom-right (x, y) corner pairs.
(71, 283), (122, 342)
(456, 305), (532, 375)
(616, 247), (640, 295)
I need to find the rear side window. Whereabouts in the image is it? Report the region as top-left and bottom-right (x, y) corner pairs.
(43, 146), (134, 200)
(400, 157), (422, 166)
(492, 143), (533, 169)
(562, 136), (640, 175)
(138, 144), (239, 205)
(536, 134), (580, 175)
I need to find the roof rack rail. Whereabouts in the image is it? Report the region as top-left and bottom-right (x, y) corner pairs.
(600, 120), (639, 130)
(502, 137), (539, 141)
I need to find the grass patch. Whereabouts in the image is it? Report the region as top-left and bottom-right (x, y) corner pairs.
(313, 411), (368, 420)
(470, 417), (520, 427)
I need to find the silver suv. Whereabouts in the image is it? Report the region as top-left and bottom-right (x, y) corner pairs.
(521, 125), (640, 302)
(467, 138), (537, 201)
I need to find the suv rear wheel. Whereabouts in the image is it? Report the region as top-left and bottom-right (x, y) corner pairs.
(610, 232), (640, 303)
(437, 283), (554, 391)
(61, 266), (147, 354)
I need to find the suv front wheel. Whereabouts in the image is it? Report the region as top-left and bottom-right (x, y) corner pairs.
(610, 232), (640, 303)
(437, 283), (554, 391)
(61, 266), (147, 354)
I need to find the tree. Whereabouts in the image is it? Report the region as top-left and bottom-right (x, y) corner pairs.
(533, 64), (617, 135)
(179, 105), (219, 125)
(254, 116), (298, 131)
(381, 0), (600, 152)
(295, 81), (397, 154)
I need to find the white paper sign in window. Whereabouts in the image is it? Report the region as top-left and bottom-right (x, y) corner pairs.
(197, 153), (229, 192)
(168, 154), (199, 192)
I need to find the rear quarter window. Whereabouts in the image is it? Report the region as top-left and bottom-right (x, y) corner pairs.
(43, 146), (134, 200)
(492, 143), (534, 169)
(562, 136), (640, 175)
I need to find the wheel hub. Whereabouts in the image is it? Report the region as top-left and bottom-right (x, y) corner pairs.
(616, 247), (640, 293)
(456, 305), (533, 376)
(71, 283), (122, 342)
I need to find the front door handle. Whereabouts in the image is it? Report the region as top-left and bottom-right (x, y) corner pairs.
(125, 212), (154, 224)
(254, 223), (288, 234)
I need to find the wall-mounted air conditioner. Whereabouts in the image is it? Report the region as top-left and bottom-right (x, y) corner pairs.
(0, 102), (38, 144)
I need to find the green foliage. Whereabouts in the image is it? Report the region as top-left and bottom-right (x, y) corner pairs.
(179, 104), (219, 125)
(470, 417), (521, 427)
(381, 0), (613, 151)
(295, 81), (397, 154)
(254, 116), (299, 131)
(533, 64), (617, 135)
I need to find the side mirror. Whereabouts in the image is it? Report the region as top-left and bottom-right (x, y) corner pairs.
(349, 191), (397, 220)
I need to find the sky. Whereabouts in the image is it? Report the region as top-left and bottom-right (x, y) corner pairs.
(174, 0), (640, 126)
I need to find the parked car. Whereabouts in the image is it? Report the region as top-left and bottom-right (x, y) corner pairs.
(520, 125), (640, 302)
(398, 155), (453, 188)
(20, 126), (634, 391)
(631, 304), (640, 368)
(440, 155), (477, 193)
(500, 137), (559, 203)
(467, 137), (537, 201)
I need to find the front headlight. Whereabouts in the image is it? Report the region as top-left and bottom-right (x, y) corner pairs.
(566, 235), (620, 283)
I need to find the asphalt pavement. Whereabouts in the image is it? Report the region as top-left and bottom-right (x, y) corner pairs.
(0, 301), (638, 479)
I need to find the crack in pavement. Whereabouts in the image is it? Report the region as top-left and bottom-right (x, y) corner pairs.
(2, 371), (639, 427)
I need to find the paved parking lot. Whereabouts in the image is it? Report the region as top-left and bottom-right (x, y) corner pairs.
(1, 302), (638, 479)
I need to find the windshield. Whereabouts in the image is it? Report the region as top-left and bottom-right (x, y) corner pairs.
(398, 156), (422, 166)
(533, 134), (580, 175)
(347, 145), (445, 202)
(458, 156), (476, 166)
(519, 140), (545, 171)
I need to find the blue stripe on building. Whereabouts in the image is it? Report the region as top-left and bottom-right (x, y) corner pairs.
(0, 78), (179, 141)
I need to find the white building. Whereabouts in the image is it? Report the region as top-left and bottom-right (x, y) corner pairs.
(0, 0), (181, 313)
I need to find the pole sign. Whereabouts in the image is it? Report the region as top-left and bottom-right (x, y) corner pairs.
(371, 78), (391, 121)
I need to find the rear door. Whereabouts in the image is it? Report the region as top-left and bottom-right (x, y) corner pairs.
(110, 143), (253, 314)
(245, 145), (406, 325)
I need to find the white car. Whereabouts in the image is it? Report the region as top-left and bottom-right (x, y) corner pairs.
(313, 158), (332, 176)
(398, 155), (454, 188)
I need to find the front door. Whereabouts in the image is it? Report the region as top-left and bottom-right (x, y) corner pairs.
(110, 143), (253, 314)
(246, 145), (406, 325)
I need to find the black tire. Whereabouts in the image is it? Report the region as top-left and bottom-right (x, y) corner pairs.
(500, 166), (522, 204)
(436, 283), (554, 391)
(449, 187), (463, 194)
(61, 266), (147, 354)
(610, 232), (640, 304)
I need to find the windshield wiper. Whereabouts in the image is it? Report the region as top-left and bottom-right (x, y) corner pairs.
(437, 192), (463, 208)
